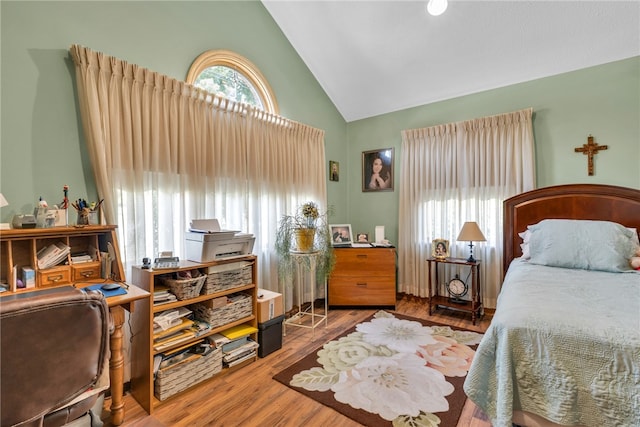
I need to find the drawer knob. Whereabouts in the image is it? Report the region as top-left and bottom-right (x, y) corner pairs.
(81, 271), (95, 278)
(356, 282), (367, 287)
(48, 274), (63, 282)
(356, 254), (368, 259)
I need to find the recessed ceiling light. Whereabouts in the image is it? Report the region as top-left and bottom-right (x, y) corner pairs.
(427, 0), (448, 16)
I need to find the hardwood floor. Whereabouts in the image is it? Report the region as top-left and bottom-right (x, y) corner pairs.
(102, 294), (493, 427)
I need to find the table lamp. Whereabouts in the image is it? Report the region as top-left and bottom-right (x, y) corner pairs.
(456, 221), (486, 262)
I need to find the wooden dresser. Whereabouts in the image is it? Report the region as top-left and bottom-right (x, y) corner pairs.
(328, 247), (396, 307)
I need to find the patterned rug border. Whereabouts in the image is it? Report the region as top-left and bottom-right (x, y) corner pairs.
(273, 311), (480, 427)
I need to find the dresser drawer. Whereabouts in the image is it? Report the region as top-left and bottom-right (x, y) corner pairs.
(37, 266), (71, 287)
(332, 248), (395, 276)
(329, 277), (395, 306)
(72, 262), (102, 281)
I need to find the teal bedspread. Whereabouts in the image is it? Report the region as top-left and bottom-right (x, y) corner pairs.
(463, 259), (640, 427)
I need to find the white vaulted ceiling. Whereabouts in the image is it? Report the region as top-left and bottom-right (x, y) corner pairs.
(262, 0), (640, 122)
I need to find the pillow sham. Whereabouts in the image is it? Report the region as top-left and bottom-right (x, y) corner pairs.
(527, 219), (637, 272)
(518, 230), (531, 259)
(628, 228), (640, 246)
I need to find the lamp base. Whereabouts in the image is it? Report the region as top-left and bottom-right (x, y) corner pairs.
(466, 241), (476, 263)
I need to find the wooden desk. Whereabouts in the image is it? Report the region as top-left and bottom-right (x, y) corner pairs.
(78, 283), (150, 425)
(0, 226), (147, 425)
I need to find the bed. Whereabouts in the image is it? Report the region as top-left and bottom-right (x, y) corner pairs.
(463, 184), (640, 427)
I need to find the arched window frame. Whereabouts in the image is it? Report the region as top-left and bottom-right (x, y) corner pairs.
(186, 49), (279, 114)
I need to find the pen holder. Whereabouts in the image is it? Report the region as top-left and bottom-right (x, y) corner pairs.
(77, 210), (99, 225)
(51, 209), (67, 227)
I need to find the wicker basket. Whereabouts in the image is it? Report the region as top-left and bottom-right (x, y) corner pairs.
(191, 292), (253, 329)
(154, 347), (222, 401)
(202, 261), (253, 295)
(161, 274), (206, 300)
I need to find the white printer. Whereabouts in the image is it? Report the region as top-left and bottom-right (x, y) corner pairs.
(185, 219), (255, 262)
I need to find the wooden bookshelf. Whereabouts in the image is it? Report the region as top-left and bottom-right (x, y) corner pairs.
(129, 255), (258, 414)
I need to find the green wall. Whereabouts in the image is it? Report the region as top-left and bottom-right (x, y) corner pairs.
(345, 57), (640, 244)
(0, 1), (349, 224)
(2, 1), (638, 248)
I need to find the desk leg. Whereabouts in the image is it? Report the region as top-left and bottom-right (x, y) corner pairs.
(109, 305), (126, 426)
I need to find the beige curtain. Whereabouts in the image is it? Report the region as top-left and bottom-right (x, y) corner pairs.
(398, 108), (535, 308)
(69, 45), (326, 300)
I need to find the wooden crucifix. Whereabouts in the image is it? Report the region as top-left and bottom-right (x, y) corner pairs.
(574, 135), (608, 176)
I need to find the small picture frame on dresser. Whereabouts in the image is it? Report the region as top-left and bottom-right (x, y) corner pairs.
(330, 224), (352, 247)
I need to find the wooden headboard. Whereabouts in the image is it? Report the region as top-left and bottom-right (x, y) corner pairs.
(503, 184), (640, 275)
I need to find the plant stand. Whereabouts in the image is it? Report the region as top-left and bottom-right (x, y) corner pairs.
(283, 251), (328, 340)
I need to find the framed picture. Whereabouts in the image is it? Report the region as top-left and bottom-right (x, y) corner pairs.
(362, 148), (394, 192)
(356, 232), (369, 243)
(329, 160), (340, 182)
(330, 224), (353, 247)
(432, 239), (450, 259)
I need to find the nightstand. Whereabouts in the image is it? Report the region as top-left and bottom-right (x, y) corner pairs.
(427, 257), (482, 324)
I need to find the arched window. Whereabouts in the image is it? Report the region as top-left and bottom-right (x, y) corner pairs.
(186, 50), (279, 114)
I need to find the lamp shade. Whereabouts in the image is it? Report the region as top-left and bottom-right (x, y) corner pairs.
(457, 222), (486, 242)
(0, 193), (8, 208)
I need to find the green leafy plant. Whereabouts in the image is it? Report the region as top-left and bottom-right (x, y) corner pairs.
(275, 202), (336, 283)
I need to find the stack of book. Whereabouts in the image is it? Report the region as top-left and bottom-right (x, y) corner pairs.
(153, 307), (196, 352)
(70, 253), (94, 264)
(153, 284), (178, 306)
(37, 242), (71, 269)
(211, 324), (259, 368)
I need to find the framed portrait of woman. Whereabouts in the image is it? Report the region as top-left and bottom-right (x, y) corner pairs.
(362, 148), (394, 192)
(432, 239), (450, 259)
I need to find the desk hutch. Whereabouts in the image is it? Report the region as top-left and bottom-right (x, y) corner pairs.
(0, 225), (148, 425)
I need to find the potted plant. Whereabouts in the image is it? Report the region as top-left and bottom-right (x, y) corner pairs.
(275, 201), (336, 282)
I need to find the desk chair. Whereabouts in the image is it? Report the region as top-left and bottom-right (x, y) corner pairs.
(1, 286), (110, 427)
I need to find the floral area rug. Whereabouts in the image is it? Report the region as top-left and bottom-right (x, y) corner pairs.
(273, 311), (483, 427)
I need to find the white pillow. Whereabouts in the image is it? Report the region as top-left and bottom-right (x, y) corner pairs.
(518, 230), (531, 259)
(527, 219), (637, 272)
(627, 228), (640, 246)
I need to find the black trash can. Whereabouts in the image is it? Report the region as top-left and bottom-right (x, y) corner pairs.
(258, 314), (285, 358)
